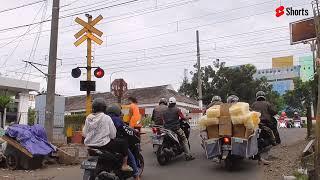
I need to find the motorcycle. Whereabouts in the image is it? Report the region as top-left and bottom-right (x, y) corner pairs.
(294, 121), (302, 128)
(81, 129), (144, 180)
(151, 121), (190, 165)
(202, 123), (275, 170)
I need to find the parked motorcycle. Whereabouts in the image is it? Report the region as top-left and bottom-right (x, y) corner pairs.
(151, 121), (190, 165)
(81, 129), (144, 180)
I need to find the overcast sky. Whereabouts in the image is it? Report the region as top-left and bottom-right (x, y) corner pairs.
(0, 0), (315, 96)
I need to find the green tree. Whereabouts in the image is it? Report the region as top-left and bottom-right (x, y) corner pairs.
(178, 61), (284, 111)
(0, 95), (12, 128)
(28, 108), (36, 125)
(283, 78), (313, 117)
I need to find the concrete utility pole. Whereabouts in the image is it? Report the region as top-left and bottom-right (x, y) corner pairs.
(312, 1), (320, 178)
(45, 0), (60, 142)
(304, 40), (316, 138)
(196, 30), (203, 110)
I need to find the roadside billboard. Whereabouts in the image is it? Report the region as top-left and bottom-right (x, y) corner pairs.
(299, 55), (314, 82)
(272, 56), (294, 68)
(290, 17), (316, 45)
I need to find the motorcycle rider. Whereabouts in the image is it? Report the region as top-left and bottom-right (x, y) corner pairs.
(205, 96), (223, 114)
(226, 95), (239, 103)
(82, 98), (132, 172)
(293, 112), (302, 125)
(151, 98), (168, 125)
(163, 97), (195, 161)
(106, 104), (141, 180)
(251, 91), (280, 144)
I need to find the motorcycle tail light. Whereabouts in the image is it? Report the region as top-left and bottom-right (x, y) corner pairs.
(223, 137), (231, 144)
(152, 127), (161, 135)
(152, 127), (157, 134)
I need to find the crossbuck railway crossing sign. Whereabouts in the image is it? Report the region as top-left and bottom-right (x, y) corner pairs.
(73, 14), (104, 115)
(74, 15), (103, 46)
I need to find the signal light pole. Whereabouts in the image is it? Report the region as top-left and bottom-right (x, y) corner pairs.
(73, 14), (104, 115)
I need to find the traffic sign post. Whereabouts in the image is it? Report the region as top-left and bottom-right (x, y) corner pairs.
(74, 14), (104, 115)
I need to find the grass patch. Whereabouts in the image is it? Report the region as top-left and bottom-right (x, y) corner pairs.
(293, 171), (309, 180)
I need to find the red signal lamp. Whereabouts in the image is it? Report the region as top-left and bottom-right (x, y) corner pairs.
(94, 67), (104, 78)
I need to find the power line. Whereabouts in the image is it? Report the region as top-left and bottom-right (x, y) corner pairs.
(0, 0), (142, 33)
(0, 0), (45, 14)
(1, 2), (47, 68)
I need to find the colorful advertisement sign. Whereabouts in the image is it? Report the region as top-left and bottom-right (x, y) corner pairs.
(299, 55), (314, 82)
(272, 56), (294, 68)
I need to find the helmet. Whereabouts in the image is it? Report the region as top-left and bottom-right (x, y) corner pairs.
(211, 96), (222, 103)
(227, 95), (239, 103)
(106, 104), (122, 117)
(92, 98), (107, 113)
(294, 112), (298, 115)
(159, 98), (168, 105)
(256, 91), (266, 100)
(169, 97), (176, 104)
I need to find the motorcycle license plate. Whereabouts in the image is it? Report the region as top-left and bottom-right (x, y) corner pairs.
(152, 138), (163, 145)
(81, 160), (97, 170)
(234, 138), (244, 143)
(222, 145), (231, 151)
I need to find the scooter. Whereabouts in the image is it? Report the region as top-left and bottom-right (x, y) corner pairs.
(294, 121), (302, 128)
(152, 121), (190, 165)
(81, 129), (144, 180)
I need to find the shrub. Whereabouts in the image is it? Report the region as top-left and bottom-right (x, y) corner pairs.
(141, 116), (152, 128)
(64, 114), (86, 133)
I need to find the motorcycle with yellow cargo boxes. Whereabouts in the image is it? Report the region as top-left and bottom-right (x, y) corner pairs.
(199, 103), (261, 170)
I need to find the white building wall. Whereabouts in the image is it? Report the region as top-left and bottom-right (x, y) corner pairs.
(17, 92), (29, 125)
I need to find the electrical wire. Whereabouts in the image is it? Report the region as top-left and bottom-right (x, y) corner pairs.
(0, 0), (45, 14)
(1, 2), (47, 68)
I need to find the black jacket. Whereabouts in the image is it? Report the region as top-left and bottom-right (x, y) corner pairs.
(163, 106), (185, 130)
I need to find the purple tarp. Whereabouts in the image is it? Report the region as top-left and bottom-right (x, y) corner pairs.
(5, 124), (55, 156)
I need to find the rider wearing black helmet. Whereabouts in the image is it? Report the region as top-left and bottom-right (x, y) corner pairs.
(83, 98), (132, 172)
(227, 95), (239, 104)
(206, 96), (222, 109)
(106, 104), (141, 180)
(151, 98), (168, 125)
(251, 91), (280, 143)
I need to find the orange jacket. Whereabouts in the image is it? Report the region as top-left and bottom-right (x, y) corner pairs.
(129, 103), (141, 128)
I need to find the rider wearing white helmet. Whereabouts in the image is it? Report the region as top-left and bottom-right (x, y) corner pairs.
(163, 97), (195, 161)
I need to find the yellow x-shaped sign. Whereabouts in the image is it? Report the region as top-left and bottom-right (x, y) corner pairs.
(74, 15), (104, 47)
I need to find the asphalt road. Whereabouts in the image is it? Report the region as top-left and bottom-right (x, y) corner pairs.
(0, 128), (306, 180)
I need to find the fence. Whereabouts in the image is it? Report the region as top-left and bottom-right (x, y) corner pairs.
(188, 113), (202, 128)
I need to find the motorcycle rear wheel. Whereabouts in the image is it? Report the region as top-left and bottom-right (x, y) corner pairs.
(156, 147), (168, 166)
(83, 170), (93, 180)
(223, 157), (233, 171)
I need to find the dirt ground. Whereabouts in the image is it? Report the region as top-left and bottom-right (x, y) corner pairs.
(263, 129), (308, 180)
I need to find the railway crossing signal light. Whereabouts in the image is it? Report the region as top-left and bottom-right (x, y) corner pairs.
(94, 67), (104, 78)
(71, 67), (105, 78)
(71, 67), (81, 78)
